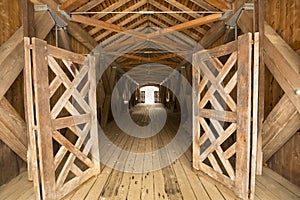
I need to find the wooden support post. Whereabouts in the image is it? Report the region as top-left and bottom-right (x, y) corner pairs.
(24, 37), (41, 198)
(22, 0), (36, 181)
(236, 33), (252, 200)
(256, 0), (265, 175)
(32, 38), (56, 200)
(250, 32), (259, 200)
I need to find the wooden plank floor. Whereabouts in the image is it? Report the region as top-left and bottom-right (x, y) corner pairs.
(0, 104), (299, 200)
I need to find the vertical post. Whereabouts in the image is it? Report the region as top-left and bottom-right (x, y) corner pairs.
(192, 56), (200, 170)
(256, 0), (265, 175)
(32, 38), (56, 200)
(88, 55), (101, 173)
(236, 33), (252, 199)
(22, 0), (35, 182)
(24, 38), (41, 199)
(250, 32), (260, 200)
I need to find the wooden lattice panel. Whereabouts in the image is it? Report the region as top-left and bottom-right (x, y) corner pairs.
(193, 34), (252, 199)
(25, 37), (100, 200)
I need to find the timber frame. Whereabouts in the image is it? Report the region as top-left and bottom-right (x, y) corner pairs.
(0, 0), (299, 199)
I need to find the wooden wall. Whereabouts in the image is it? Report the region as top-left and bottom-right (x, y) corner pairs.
(268, 132), (300, 186)
(0, 0), (26, 186)
(264, 0), (300, 187)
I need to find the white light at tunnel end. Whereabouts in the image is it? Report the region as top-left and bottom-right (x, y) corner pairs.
(75, 27), (224, 173)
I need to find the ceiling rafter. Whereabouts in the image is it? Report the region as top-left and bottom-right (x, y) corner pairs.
(148, 13), (221, 38)
(202, 0), (231, 11)
(149, 15), (200, 41)
(190, 0), (219, 11)
(75, 0), (105, 12)
(89, 0), (147, 37)
(149, 0), (207, 35)
(95, 10), (146, 42)
(59, 0), (90, 13)
(85, 0), (132, 30)
(72, 15), (192, 50)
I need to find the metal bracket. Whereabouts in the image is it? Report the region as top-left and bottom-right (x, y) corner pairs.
(225, 3), (254, 28)
(34, 4), (68, 28)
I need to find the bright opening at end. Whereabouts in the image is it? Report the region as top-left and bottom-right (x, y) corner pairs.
(140, 86), (159, 104)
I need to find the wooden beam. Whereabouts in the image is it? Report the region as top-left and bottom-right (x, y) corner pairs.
(90, 0), (147, 37)
(22, 0), (35, 37)
(149, 0), (207, 35)
(190, 0), (218, 11)
(199, 21), (226, 48)
(59, 0), (90, 13)
(0, 11), (55, 101)
(75, 0), (105, 12)
(37, 0), (98, 51)
(264, 22), (300, 113)
(72, 15), (192, 50)
(0, 11), (54, 162)
(202, 0), (231, 11)
(237, 10), (253, 33)
(147, 14), (222, 38)
(0, 98), (27, 161)
(262, 94), (300, 161)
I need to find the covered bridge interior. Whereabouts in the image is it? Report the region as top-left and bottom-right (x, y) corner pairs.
(0, 0), (299, 199)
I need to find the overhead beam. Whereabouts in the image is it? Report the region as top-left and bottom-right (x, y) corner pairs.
(90, 0), (147, 37)
(190, 0), (218, 11)
(149, 0), (207, 35)
(147, 14), (222, 38)
(59, 0), (90, 13)
(72, 15), (192, 50)
(202, 0), (231, 11)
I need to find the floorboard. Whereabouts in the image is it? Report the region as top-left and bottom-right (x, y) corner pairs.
(0, 104), (299, 200)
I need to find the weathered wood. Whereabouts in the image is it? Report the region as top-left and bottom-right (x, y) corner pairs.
(24, 37), (41, 198)
(22, 0), (35, 37)
(147, 14), (222, 38)
(238, 10), (253, 33)
(200, 21), (226, 48)
(235, 33), (252, 199)
(262, 94), (300, 162)
(32, 38), (56, 200)
(202, 0), (231, 11)
(264, 22), (300, 113)
(256, 0), (265, 176)
(250, 32), (259, 200)
(59, 0), (90, 13)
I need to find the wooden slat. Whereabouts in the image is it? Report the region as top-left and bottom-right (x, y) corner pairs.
(235, 33), (252, 199)
(32, 37), (56, 200)
(59, 0), (90, 13)
(52, 114), (91, 130)
(47, 45), (86, 64)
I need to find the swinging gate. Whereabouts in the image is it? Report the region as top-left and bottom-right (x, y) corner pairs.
(24, 37), (100, 200)
(192, 33), (256, 199)
(23, 34), (257, 199)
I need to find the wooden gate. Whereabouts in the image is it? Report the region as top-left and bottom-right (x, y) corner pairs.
(24, 37), (100, 200)
(192, 33), (253, 199)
